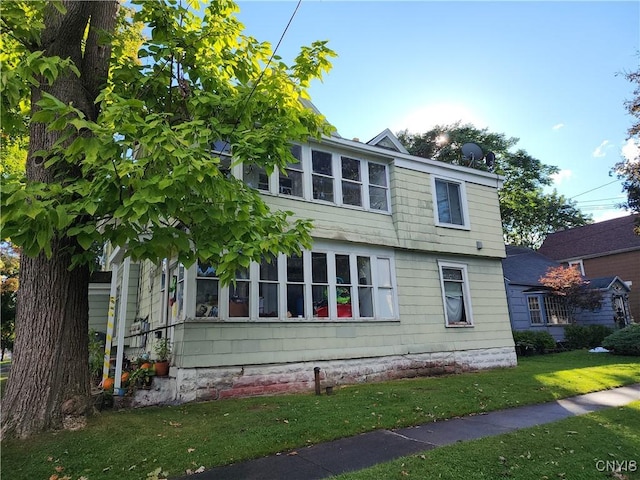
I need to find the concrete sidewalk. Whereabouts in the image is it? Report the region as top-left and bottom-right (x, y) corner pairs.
(174, 384), (640, 480)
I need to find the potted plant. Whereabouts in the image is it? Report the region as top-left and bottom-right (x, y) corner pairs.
(129, 363), (154, 390)
(154, 337), (171, 377)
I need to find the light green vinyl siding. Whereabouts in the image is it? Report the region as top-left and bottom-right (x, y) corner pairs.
(172, 252), (513, 368)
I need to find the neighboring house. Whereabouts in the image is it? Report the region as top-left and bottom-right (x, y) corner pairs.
(105, 126), (517, 405)
(503, 245), (632, 342)
(538, 214), (639, 323)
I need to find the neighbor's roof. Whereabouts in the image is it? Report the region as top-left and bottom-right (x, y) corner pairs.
(502, 245), (559, 286)
(538, 214), (640, 261)
(587, 276), (631, 292)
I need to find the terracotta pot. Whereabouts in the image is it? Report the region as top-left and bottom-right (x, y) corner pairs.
(155, 361), (170, 377)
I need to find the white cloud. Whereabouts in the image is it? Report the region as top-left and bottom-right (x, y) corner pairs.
(551, 169), (573, 185)
(592, 140), (610, 158)
(621, 138), (640, 163)
(390, 103), (487, 134)
(552, 123), (565, 131)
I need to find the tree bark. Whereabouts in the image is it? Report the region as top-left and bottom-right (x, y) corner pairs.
(1, 1), (118, 439)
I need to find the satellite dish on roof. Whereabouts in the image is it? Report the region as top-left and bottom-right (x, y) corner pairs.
(461, 142), (483, 167)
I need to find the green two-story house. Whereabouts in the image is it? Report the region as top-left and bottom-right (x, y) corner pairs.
(104, 127), (516, 405)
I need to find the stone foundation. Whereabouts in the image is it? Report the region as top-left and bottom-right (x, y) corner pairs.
(127, 347), (516, 408)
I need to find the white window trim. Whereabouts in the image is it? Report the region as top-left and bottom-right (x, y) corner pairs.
(431, 176), (470, 230)
(568, 260), (585, 276)
(437, 260), (474, 327)
(526, 294), (544, 325)
(237, 144), (391, 214)
(188, 244), (398, 323)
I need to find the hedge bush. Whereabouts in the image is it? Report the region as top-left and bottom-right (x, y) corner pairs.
(564, 324), (614, 349)
(512, 330), (556, 354)
(602, 324), (640, 356)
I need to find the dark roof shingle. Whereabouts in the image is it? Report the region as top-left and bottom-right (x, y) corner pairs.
(537, 214), (640, 261)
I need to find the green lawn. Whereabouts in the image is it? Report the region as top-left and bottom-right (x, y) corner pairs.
(1, 351), (639, 480)
(337, 401), (640, 480)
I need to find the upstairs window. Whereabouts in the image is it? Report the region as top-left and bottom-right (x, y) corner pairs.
(434, 178), (466, 227)
(312, 150), (334, 202)
(341, 156), (363, 206)
(243, 163), (269, 191)
(279, 144), (304, 197)
(368, 163), (389, 211)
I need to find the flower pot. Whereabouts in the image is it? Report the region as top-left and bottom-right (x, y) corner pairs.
(155, 361), (170, 377)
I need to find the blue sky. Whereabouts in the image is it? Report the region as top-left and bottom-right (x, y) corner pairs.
(236, 1), (639, 222)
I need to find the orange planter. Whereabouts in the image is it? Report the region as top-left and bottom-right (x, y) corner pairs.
(102, 377), (114, 390)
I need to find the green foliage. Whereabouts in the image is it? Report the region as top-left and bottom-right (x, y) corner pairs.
(512, 330), (556, 353)
(153, 337), (171, 362)
(563, 324), (614, 349)
(602, 324), (640, 356)
(0, 0), (336, 285)
(397, 123), (591, 248)
(88, 329), (104, 385)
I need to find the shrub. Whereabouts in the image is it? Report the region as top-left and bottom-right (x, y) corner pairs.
(564, 324), (614, 349)
(602, 324), (640, 356)
(512, 330), (556, 354)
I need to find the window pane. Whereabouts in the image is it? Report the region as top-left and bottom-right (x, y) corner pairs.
(336, 285), (352, 317)
(197, 261), (217, 277)
(260, 258), (278, 281)
(287, 284), (305, 317)
(341, 157), (361, 181)
(359, 286), (374, 317)
(436, 179), (463, 225)
(436, 180), (451, 223)
(377, 258), (392, 287)
(442, 268), (463, 282)
(287, 255), (304, 282)
(259, 283), (278, 317)
(527, 296), (542, 325)
(448, 183), (463, 225)
(369, 185), (388, 211)
(313, 285), (328, 317)
(335, 255), (351, 284)
(243, 164), (269, 190)
(312, 150), (332, 174)
(357, 256), (372, 285)
(369, 163), (387, 187)
(377, 288), (394, 317)
(196, 279), (219, 317)
(279, 169), (303, 197)
(312, 253), (328, 283)
(313, 175), (334, 201)
(342, 181), (362, 206)
(229, 281), (249, 317)
(290, 144), (302, 161)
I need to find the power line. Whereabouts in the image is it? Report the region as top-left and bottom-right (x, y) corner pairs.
(568, 179), (621, 200)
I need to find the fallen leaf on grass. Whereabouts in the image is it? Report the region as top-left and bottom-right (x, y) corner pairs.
(187, 448), (195, 453)
(169, 421), (182, 427)
(54, 466), (64, 472)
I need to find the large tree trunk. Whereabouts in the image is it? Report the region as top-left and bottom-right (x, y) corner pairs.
(1, 1), (118, 439)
